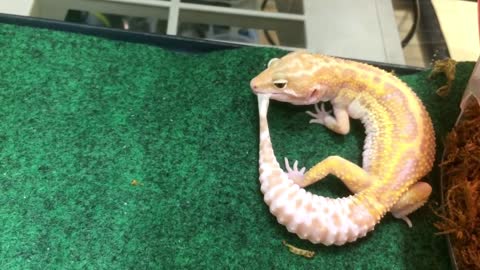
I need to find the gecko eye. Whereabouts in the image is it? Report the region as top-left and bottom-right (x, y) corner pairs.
(273, 80), (288, 89)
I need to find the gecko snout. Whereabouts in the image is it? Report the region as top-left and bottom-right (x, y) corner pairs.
(250, 81), (257, 90)
(250, 80), (259, 94)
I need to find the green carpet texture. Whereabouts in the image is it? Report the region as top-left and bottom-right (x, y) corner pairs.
(0, 22), (473, 269)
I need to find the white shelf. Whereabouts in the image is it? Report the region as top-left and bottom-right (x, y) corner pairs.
(1, 0), (405, 64)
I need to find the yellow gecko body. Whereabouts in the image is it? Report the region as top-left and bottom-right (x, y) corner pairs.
(251, 51), (435, 245)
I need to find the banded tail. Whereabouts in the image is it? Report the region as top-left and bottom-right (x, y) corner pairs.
(257, 94), (387, 245)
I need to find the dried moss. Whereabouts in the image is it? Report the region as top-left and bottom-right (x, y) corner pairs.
(435, 99), (480, 269)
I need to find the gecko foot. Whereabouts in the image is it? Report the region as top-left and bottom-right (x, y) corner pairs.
(284, 158), (306, 186)
(306, 103), (332, 125)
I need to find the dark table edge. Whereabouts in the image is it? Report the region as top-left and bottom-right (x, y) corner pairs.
(0, 13), (425, 75)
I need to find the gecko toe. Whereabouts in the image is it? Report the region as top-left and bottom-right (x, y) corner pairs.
(284, 158), (306, 185)
(402, 216), (413, 228)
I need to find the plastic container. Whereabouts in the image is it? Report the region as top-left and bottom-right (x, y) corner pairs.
(440, 57), (480, 270)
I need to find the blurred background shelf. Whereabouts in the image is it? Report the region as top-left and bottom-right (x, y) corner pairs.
(0, 0), (478, 67)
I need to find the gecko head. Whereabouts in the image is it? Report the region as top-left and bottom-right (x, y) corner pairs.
(250, 51), (328, 105)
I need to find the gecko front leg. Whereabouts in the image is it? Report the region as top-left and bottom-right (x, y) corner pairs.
(307, 103), (350, 135)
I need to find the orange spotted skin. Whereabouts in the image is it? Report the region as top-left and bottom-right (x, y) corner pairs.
(251, 51), (435, 245)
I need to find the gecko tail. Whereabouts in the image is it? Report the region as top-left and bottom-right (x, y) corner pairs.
(257, 94), (385, 245)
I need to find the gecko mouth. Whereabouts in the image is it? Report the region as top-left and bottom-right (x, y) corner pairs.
(253, 88), (322, 105)
(253, 91), (284, 98)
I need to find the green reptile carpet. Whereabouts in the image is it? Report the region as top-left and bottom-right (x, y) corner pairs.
(0, 22), (473, 269)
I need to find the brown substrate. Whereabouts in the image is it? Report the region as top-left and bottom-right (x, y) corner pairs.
(435, 98), (480, 269)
